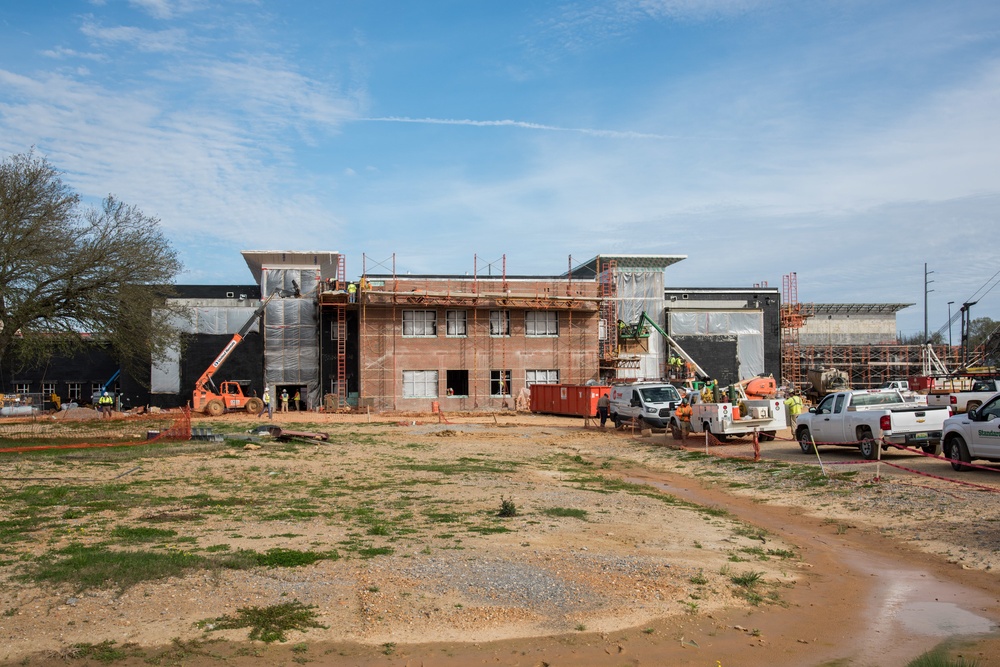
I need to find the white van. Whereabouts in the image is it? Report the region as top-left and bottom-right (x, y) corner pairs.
(609, 382), (683, 429)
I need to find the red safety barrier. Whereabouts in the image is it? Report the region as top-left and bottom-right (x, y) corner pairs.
(0, 408), (192, 454)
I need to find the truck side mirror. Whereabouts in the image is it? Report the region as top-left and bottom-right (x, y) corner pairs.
(967, 407), (978, 420)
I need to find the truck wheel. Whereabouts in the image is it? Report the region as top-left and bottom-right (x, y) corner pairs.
(205, 400), (225, 417)
(760, 431), (776, 442)
(946, 436), (972, 472)
(797, 428), (813, 454)
(670, 422), (682, 440)
(966, 401), (982, 414)
(921, 443), (942, 456)
(859, 433), (880, 460)
(711, 425), (727, 442)
(612, 414), (623, 430)
(245, 397), (264, 414)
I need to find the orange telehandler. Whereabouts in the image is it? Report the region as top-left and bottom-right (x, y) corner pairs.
(192, 289), (285, 417)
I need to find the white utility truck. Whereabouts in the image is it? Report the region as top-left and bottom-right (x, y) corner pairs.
(940, 391), (1000, 471)
(669, 398), (787, 442)
(609, 382), (683, 430)
(795, 389), (951, 459)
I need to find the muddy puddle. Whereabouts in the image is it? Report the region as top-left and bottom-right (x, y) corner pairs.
(627, 474), (1000, 665)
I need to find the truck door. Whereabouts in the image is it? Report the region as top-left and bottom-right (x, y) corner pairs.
(812, 393), (846, 443)
(970, 395), (1000, 458)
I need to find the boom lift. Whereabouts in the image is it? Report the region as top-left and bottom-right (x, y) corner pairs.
(192, 289), (287, 417)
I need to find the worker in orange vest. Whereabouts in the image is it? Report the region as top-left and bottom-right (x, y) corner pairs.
(674, 395), (693, 440)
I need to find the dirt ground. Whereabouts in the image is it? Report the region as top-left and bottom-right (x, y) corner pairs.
(1, 409), (998, 666)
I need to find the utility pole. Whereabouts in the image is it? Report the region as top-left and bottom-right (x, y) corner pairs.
(923, 263), (934, 343)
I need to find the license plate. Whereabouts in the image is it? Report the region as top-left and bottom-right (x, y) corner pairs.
(913, 432), (928, 440)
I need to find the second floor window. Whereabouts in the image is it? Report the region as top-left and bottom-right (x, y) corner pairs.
(446, 310), (467, 337)
(403, 310), (437, 337)
(525, 311), (558, 336)
(490, 310), (510, 337)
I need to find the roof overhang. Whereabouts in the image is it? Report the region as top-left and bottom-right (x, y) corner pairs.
(241, 251), (341, 283)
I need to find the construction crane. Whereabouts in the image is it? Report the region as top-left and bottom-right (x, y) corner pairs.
(192, 288), (291, 416)
(625, 312), (710, 380)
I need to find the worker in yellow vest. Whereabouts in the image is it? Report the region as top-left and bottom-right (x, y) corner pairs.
(784, 391), (804, 425)
(98, 391), (114, 419)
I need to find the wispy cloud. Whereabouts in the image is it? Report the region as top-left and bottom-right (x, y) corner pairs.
(80, 18), (186, 53)
(128, 0), (200, 21)
(358, 116), (672, 140)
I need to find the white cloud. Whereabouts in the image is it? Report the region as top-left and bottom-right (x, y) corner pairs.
(80, 18), (187, 53)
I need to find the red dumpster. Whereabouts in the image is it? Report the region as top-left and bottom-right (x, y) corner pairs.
(530, 384), (611, 417)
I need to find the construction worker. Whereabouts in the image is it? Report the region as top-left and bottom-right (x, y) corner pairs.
(258, 388), (272, 420)
(674, 396), (693, 439)
(784, 390), (805, 425)
(293, 389), (301, 411)
(281, 388), (289, 413)
(98, 391), (114, 419)
(347, 282), (357, 303)
(596, 392), (611, 427)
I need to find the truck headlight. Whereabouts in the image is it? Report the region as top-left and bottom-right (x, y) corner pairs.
(645, 406), (657, 414)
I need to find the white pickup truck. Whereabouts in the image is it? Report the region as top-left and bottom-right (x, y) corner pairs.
(795, 390), (951, 460)
(609, 382), (683, 429)
(941, 392), (1000, 471)
(926, 379), (1000, 414)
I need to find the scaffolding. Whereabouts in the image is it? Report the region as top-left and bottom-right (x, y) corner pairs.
(358, 254), (602, 411)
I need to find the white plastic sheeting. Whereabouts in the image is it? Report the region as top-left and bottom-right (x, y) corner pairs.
(261, 267), (321, 410)
(151, 306), (261, 394)
(615, 270), (665, 381)
(668, 310), (764, 379)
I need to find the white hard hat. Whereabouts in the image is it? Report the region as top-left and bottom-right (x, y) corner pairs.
(103, 391), (109, 396)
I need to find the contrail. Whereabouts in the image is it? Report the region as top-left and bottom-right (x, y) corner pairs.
(358, 116), (671, 140)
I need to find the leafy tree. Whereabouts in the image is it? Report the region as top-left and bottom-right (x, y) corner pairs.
(0, 151), (182, 382)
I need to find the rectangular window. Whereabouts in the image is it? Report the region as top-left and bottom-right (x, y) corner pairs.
(329, 321), (340, 341)
(489, 310), (510, 337)
(445, 310), (467, 337)
(402, 370), (439, 398)
(402, 310), (437, 337)
(42, 382), (56, 396)
(490, 370), (512, 397)
(67, 383), (82, 400)
(525, 311), (558, 336)
(445, 370), (469, 396)
(92, 383), (103, 398)
(525, 370), (559, 386)
(15, 383), (30, 394)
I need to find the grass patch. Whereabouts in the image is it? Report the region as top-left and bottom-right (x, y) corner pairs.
(110, 525), (178, 544)
(198, 600), (327, 643)
(253, 548), (337, 568)
(542, 507), (588, 520)
(63, 640), (140, 662)
(729, 570), (764, 588)
(26, 544), (209, 591)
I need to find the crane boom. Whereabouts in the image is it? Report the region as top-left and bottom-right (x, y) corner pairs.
(194, 290), (280, 394)
(633, 311), (711, 380)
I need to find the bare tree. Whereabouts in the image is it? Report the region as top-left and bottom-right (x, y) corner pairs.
(0, 151), (182, 382)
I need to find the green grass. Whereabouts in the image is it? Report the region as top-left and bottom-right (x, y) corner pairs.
(109, 525), (178, 544)
(64, 640), (139, 662)
(542, 507), (588, 520)
(906, 647), (981, 667)
(198, 600), (327, 643)
(22, 544), (338, 592)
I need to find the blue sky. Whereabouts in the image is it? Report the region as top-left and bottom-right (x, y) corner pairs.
(2, 0), (999, 337)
